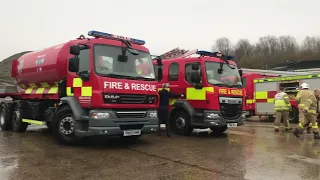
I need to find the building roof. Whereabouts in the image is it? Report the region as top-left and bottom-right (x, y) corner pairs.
(271, 60), (320, 71)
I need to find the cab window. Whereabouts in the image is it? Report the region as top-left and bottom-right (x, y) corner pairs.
(78, 49), (90, 72)
(185, 62), (201, 84)
(168, 63), (179, 81)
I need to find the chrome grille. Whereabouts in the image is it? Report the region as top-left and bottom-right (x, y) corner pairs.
(115, 111), (147, 118)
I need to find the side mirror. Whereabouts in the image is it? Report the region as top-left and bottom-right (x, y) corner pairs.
(68, 57), (79, 72)
(191, 71), (201, 83)
(117, 55), (128, 62)
(238, 69), (243, 77)
(157, 68), (163, 81)
(70, 45), (80, 56)
(154, 56), (163, 66)
(192, 63), (199, 70)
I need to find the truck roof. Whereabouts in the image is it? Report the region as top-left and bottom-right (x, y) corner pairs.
(153, 50), (237, 66)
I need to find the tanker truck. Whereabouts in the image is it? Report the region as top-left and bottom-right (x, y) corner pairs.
(0, 30), (163, 145)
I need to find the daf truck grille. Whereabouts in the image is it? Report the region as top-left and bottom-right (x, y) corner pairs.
(115, 111), (147, 118)
(220, 104), (242, 119)
(103, 93), (157, 104)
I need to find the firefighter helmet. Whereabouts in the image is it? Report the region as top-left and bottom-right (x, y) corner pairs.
(300, 83), (309, 89)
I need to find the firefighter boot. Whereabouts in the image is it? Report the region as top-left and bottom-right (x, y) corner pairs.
(313, 132), (320, 139)
(293, 128), (300, 138)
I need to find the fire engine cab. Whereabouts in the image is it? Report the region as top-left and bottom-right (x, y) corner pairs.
(150, 50), (246, 135)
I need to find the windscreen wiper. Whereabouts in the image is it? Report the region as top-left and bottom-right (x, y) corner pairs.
(214, 83), (231, 87)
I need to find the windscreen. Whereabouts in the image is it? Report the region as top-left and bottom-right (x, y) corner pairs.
(205, 61), (242, 87)
(93, 44), (155, 80)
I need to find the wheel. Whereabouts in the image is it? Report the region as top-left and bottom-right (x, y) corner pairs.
(171, 111), (193, 136)
(11, 103), (28, 132)
(289, 107), (299, 123)
(210, 126), (228, 136)
(0, 103), (13, 131)
(52, 105), (82, 146)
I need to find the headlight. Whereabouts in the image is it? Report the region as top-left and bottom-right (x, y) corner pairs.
(91, 112), (110, 119)
(149, 112), (157, 118)
(242, 113), (246, 118)
(206, 112), (220, 119)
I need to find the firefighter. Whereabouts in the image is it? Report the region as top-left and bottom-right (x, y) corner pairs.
(303, 89), (320, 134)
(293, 83), (320, 139)
(273, 90), (292, 132)
(158, 83), (184, 137)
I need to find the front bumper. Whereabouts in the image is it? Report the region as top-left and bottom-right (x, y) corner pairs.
(192, 110), (246, 128)
(74, 109), (159, 137)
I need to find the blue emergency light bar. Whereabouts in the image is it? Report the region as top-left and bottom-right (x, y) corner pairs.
(196, 50), (235, 60)
(87, 30), (146, 45)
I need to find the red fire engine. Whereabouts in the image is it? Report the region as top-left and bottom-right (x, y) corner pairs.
(148, 50), (246, 135)
(0, 30), (162, 145)
(241, 68), (320, 123)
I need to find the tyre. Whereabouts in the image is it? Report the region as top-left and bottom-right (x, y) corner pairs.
(52, 105), (82, 146)
(210, 126), (228, 136)
(171, 111), (193, 136)
(0, 103), (13, 131)
(11, 103), (28, 132)
(289, 107), (299, 123)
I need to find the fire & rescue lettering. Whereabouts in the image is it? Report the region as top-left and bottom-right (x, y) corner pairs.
(219, 88), (243, 96)
(104, 82), (156, 91)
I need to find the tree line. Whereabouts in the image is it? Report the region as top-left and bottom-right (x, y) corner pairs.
(212, 36), (320, 69)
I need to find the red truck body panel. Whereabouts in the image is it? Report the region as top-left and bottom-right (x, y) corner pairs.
(242, 73), (277, 116)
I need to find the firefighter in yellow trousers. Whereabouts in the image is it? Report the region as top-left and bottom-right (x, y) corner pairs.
(274, 90), (292, 132)
(303, 89), (320, 134)
(293, 83), (320, 139)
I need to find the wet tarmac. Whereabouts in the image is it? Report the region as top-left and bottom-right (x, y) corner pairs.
(0, 122), (320, 180)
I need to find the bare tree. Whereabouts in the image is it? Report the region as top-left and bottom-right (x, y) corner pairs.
(213, 37), (235, 56)
(234, 39), (254, 60)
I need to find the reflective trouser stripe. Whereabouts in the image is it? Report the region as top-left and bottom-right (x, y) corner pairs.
(308, 110), (317, 114)
(299, 123), (304, 128)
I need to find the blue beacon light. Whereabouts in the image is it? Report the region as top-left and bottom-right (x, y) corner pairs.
(196, 50), (235, 60)
(87, 30), (146, 45)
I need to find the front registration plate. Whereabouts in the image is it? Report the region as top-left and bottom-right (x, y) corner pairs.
(123, 130), (141, 136)
(227, 123), (237, 127)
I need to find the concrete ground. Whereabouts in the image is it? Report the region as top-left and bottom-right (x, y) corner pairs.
(0, 122), (319, 180)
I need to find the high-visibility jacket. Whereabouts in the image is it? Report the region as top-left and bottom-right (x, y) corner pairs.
(274, 92), (291, 111)
(295, 89), (317, 114)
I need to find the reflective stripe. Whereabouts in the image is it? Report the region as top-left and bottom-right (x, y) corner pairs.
(23, 81), (59, 95)
(267, 98), (274, 103)
(22, 119), (45, 125)
(186, 88), (206, 100)
(255, 92), (267, 99)
(67, 78), (92, 97)
(73, 78), (82, 87)
(81, 87), (92, 96)
(312, 125), (319, 129)
(308, 109), (317, 114)
(299, 123), (304, 128)
(66, 87), (74, 96)
(254, 74), (318, 83)
(246, 99), (255, 104)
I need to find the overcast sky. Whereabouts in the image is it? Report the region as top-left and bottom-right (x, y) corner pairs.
(1, 0), (319, 61)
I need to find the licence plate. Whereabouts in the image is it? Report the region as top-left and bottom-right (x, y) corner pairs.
(227, 123), (237, 127)
(123, 130), (141, 136)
